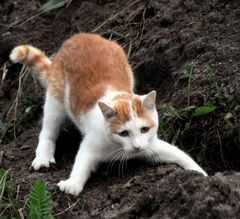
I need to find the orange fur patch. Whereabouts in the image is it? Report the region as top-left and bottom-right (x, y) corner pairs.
(109, 96), (156, 133)
(110, 101), (131, 133)
(12, 45), (52, 90)
(26, 46), (51, 79)
(27, 53), (42, 67)
(48, 59), (64, 102)
(113, 93), (132, 101)
(50, 33), (134, 114)
(113, 101), (131, 122)
(132, 97), (156, 128)
(19, 45), (28, 60)
(132, 97), (145, 118)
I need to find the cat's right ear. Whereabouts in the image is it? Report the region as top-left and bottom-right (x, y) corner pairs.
(98, 102), (117, 120)
(142, 90), (156, 110)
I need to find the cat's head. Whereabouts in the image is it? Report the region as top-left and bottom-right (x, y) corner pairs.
(98, 91), (158, 155)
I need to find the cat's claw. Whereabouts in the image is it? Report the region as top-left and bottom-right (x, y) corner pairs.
(31, 156), (56, 170)
(57, 178), (83, 196)
(196, 168), (208, 176)
(186, 164), (208, 176)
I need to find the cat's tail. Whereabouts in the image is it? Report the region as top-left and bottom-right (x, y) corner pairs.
(10, 45), (51, 87)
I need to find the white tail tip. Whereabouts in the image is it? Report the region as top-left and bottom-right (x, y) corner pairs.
(10, 46), (25, 63)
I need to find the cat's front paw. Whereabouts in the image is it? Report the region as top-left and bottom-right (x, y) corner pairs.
(31, 156), (56, 170)
(197, 168), (208, 176)
(187, 165), (208, 176)
(57, 178), (83, 196)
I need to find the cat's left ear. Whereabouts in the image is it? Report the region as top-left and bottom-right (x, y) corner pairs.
(142, 90), (156, 110)
(98, 101), (117, 120)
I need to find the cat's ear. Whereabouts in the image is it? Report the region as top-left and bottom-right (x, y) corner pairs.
(98, 102), (117, 120)
(142, 90), (156, 110)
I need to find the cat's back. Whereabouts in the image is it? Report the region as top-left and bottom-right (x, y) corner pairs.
(52, 33), (133, 115)
(57, 33), (132, 84)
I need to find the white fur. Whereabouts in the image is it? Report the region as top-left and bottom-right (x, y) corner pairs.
(31, 91), (65, 170)
(146, 137), (207, 175)
(9, 47), (22, 63)
(32, 88), (207, 196)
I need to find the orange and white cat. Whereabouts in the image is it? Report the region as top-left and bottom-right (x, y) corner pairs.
(10, 33), (207, 196)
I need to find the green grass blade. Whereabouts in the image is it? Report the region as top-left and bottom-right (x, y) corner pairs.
(192, 106), (216, 117)
(39, 0), (67, 13)
(0, 169), (9, 199)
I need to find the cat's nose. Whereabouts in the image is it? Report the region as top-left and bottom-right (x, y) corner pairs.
(133, 144), (141, 151)
(132, 139), (142, 151)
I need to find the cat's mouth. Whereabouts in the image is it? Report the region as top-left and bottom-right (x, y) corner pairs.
(123, 145), (147, 156)
(130, 148), (144, 156)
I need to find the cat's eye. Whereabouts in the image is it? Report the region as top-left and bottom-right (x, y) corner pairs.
(140, 127), (150, 133)
(118, 130), (129, 137)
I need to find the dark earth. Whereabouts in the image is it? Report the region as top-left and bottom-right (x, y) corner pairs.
(1, 0), (240, 218)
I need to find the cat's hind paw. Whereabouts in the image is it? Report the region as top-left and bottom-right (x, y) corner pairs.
(57, 178), (83, 196)
(31, 156), (56, 170)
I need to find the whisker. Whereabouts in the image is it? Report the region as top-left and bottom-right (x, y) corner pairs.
(121, 152), (127, 177)
(118, 152), (124, 177)
(106, 150), (123, 173)
(104, 148), (122, 161)
(152, 151), (159, 164)
(150, 148), (159, 163)
(107, 151), (121, 170)
(149, 147), (163, 168)
(144, 148), (153, 163)
(147, 153), (155, 164)
(105, 148), (122, 174)
(123, 152), (128, 173)
(106, 153), (119, 173)
(145, 147), (157, 165)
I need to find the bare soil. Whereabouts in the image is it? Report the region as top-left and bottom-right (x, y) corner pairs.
(1, 0), (240, 218)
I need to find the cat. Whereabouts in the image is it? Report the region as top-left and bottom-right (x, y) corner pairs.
(10, 33), (207, 196)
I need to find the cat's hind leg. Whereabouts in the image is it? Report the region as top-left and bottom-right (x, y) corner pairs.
(32, 91), (65, 170)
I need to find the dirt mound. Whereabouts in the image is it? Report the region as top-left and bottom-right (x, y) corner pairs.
(2, 128), (240, 218)
(115, 171), (240, 219)
(1, 0), (240, 218)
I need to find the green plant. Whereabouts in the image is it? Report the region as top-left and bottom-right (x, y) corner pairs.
(16, 0), (74, 26)
(158, 104), (216, 142)
(224, 112), (234, 129)
(185, 64), (196, 107)
(202, 67), (228, 107)
(158, 104), (190, 142)
(1, 65), (29, 143)
(192, 105), (216, 117)
(0, 65), (41, 144)
(202, 67), (240, 129)
(223, 105), (240, 129)
(0, 169), (54, 219)
(27, 180), (54, 219)
(0, 169), (22, 218)
(39, 0), (72, 14)
(202, 67), (214, 81)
